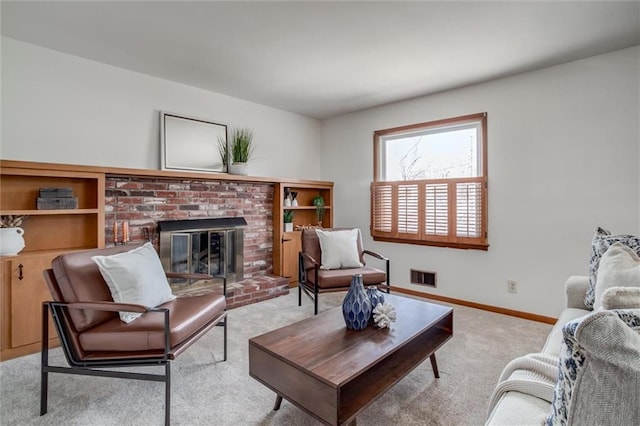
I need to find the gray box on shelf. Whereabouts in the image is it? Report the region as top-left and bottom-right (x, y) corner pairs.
(37, 187), (78, 210)
(37, 197), (79, 210)
(38, 187), (74, 198)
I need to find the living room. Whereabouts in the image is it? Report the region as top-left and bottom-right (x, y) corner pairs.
(1, 1), (639, 425)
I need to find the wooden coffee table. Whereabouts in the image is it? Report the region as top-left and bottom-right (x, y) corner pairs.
(249, 293), (453, 425)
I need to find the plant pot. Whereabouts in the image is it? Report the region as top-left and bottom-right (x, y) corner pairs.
(0, 227), (25, 256)
(228, 162), (248, 176)
(284, 222), (294, 232)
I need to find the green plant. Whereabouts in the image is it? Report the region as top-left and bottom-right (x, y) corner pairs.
(216, 135), (228, 166)
(229, 127), (254, 163)
(283, 210), (295, 223)
(312, 196), (325, 225)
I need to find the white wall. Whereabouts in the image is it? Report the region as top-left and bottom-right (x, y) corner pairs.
(1, 37), (321, 179)
(321, 46), (640, 318)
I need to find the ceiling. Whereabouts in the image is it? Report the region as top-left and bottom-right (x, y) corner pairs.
(2, 1), (639, 119)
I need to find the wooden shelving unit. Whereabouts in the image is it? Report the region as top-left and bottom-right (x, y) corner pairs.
(0, 163), (105, 360)
(273, 182), (334, 284)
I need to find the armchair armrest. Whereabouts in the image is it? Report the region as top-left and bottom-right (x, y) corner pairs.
(565, 275), (590, 310)
(63, 301), (149, 314)
(362, 249), (388, 261)
(300, 251), (320, 267)
(299, 251), (320, 286)
(363, 250), (390, 293)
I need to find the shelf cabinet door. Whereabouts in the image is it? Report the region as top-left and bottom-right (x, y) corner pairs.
(7, 255), (56, 348)
(282, 231), (301, 283)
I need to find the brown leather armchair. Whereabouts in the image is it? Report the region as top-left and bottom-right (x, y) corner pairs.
(40, 244), (227, 425)
(298, 228), (390, 314)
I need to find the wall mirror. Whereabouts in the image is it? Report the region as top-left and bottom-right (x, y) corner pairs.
(160, 112), (227, 173)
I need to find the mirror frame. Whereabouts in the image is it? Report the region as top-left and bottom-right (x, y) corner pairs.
(160, 111), (227, 173)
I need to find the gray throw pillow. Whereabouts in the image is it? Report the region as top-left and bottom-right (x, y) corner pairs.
(585, 227), (640, 309)
(546, 309), (640, 425)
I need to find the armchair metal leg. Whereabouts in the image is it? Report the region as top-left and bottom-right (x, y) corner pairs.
(314, 291), (318, 315)
(165, 363), (171, 426)
(223, 316), (228, 362)
(298, 283), (302, 307)
(40, 303), (49, 416)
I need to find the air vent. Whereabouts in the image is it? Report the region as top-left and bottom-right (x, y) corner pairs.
(410, 269), (437, 287)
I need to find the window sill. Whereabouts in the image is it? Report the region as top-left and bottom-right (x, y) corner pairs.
(372, 236), (489, 251)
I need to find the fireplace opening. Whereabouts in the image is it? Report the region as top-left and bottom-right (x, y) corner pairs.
(157, 217), (247, 295)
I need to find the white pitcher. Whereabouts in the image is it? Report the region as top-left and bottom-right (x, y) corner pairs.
(0, 227), (25, 256)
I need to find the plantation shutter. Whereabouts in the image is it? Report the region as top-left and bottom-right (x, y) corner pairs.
(456, 181), (483, 238)
(397, 183), (420, 239)
(371, 183), (393, 237)
(371, 177), (487, 248)
(425, 183), (448, 237)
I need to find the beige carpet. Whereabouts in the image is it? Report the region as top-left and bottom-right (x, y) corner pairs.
(0, 291), (551, 425)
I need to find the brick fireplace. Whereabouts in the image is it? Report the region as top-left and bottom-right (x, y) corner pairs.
(104, 175), (289, 308)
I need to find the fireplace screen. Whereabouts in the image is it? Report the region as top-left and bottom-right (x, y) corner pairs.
(158, 218), (245, 293)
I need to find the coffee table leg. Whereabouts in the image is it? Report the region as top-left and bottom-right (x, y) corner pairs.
(273, 395), (283, 411)
(430, 353), (440, 378)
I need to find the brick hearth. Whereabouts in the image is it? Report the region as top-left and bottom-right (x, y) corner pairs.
(180, 275), (290, 309)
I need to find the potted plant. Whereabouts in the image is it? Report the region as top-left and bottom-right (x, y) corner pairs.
(313, 195), (325, 226)
(228, 127), (254, 175)
(283, 210), (295, 232)
(0, 215), (27, 256)
(216, 135), (228, 168)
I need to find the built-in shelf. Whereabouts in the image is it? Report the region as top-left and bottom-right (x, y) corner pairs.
(0, 209), (99, 216)
(283, 206), (332, 211)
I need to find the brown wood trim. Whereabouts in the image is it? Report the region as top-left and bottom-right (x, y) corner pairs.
(374, 112), (487, 137)
(0, 160), (334, 187)
(1, 339), (60, 361)
(373, 236), (489, 251)
(391, 286), (556, 324)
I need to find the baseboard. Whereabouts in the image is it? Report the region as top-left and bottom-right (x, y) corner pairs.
(391, 286), (557, 324)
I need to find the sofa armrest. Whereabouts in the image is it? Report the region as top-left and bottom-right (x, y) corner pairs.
(565, 275), (589, 310)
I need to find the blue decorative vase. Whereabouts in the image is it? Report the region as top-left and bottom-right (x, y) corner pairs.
(342, 274), (372, 330)
(366, 286), (385, 311)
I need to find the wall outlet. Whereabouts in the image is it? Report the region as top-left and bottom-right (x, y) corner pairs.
(507, 280), (518, 294)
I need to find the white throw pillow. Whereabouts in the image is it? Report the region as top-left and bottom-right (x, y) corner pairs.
(316, 229), (363, 270)
(601, 286), (640, 310)
(92, 242), (176, 323)
(594, 242), (640, 310)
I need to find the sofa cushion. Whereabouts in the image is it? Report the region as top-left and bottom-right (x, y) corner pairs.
(586, 228), (640, 309)
(92, 242), (176, 323)
(309, 266), (386, 289)
(594, 243), (640, 310)
(546, 309), (640, 425)
(486, 391), (551, 426)
(79, 292), (226, 352)
(542, 308), (590, 356)
(316, 228), (363, 270)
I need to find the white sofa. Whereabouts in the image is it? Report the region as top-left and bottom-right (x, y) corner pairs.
(486, 275), (640, 425)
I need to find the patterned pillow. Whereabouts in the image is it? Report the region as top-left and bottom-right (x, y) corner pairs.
(585, 228), (640, 309)
(546, 310), (640, 425)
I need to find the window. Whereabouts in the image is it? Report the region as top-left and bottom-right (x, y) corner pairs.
(371, 113), (488, 250)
